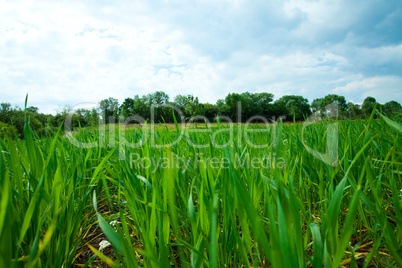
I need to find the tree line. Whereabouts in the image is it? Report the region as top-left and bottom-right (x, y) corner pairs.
(1, 92), (401, 138)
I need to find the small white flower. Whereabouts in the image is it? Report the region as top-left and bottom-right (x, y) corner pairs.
(110, 220), (119, 227)
(99, 240), (111, 251)
(109, 220), (119, 232)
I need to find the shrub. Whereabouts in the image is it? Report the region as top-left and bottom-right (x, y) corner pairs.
(0, 121), (18, 139)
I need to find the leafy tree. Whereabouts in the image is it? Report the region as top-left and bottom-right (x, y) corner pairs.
(276, 95), (311, 121)
(34, 112), (50, 128)
(362, 96), (377, 117)
(50, 105), (98, 129)
(26, 106), (39, 113)
(99, 97), (119, 124)
(224, 92), (274, 121)
(173, 95), (188, 109)
(57, 105), (73, 116)
(239, 92), (262, 119)
(0, 121), (18, 139)
(9, 111), (43, 134)
(132, 95), (150, 121)
(254, 92), (274, 118)
(286, 100), (298, 120)
(216, 99), (229, 117)
(146, 91), (170, 105)
(74, 109), (90, 127)
(346, 102), (362, 119)
(89, 108), (100, 126)
(186, 96), (205, 119)
(311, 94), (347, 116)
(1, 102), (11, 114)
(3, 91), (401, 132)
(51, 105), (74, 127)
(225, 93), (243, 121)
(311, 98), (323, 113)
(383, 101), (401, 116)
(203, 103), (219, 121)
(120, 98), (135, 119)
(323, 94), (347, 112)
(174, 94), (205, 120)
(143, 91), (171, 123)
(0, 102), (13, 125)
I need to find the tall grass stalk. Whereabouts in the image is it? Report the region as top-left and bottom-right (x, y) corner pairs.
(0, 111), (401, 267)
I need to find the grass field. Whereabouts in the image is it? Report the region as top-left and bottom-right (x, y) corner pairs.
(0, 112), (401, 267)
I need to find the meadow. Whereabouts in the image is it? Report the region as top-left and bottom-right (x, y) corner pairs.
(0, 111), (401, 267)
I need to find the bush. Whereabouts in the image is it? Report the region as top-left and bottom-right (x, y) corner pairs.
(35, 126), (60, 138)
(0, 121), (19, 139)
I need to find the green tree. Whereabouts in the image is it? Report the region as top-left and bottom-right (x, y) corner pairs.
(311, 98), (323, 113)
(132, 95), (149, 121)
(0, 102), (11, 114)
(239, 92), (261, 119)
(99, 97), (119, 124)
(276, 95), (311, 121)
(383, 101), (401, 116)
(362, 96), (377, 117)
(26, 106), (39, 113)
(0, 121), (18, 139)
(224, 92), (274, 122)
(323, 94), (347, 112)
(254, 92), (274, 118)
(0, 102), (12, 124)
(144, 91), (171, 123)
(346, 102), (362, 119)
(174, 94), (205, 120)
(225, 93), (243, 121)
(216, 99), (229, 117)
(203, 103), (219, 121)
(120, 98), (135, 119)
(146, 91), (170, 105)
(9, 111), (43, 134)
(173, 95), (188, 109)
(311, 94), (347, 116)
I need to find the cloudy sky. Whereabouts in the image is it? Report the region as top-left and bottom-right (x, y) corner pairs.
(1, 0), (401, 114)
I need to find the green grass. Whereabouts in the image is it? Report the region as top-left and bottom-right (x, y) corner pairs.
(0, 112), (401, 267)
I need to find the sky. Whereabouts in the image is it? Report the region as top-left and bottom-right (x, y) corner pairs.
(1, 0), (401, 114)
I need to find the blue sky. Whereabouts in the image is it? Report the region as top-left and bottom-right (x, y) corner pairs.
(1, 0), (401, 114)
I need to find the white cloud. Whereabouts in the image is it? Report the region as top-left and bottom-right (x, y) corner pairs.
(0, 0), (401, 114)
(333, 76), (402, 103)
